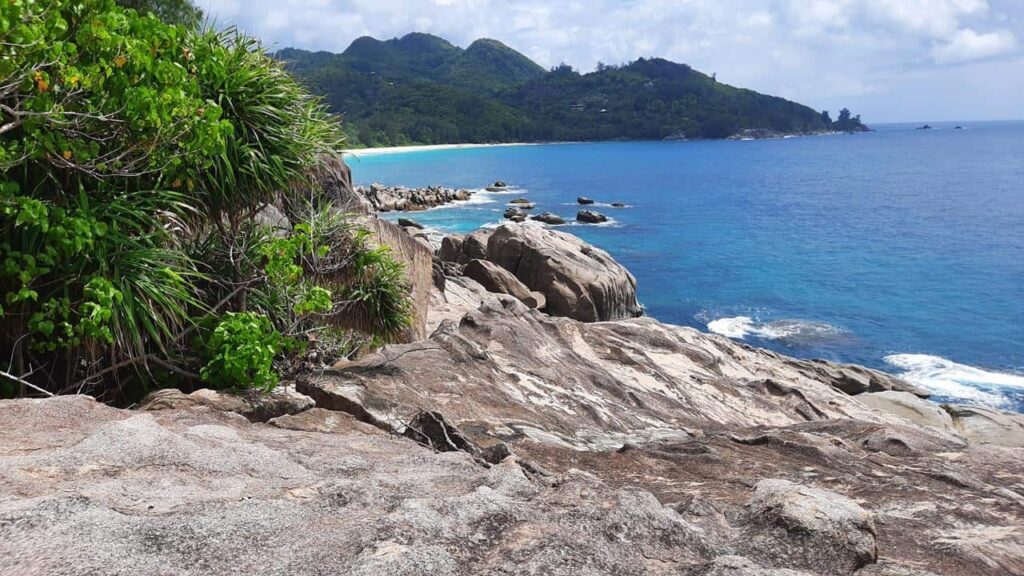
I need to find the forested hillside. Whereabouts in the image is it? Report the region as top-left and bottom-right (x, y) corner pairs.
(278, 33), (866, 147)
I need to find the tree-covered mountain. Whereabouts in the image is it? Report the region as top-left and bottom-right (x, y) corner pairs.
(277, 33), (866, 147)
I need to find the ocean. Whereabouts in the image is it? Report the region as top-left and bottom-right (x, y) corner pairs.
(347, 121), (1024, 412)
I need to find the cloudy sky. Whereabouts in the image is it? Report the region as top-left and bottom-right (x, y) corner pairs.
(201, 0), (1023, 123)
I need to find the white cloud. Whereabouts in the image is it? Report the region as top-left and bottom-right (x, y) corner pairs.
(932, 27), (1017, 62)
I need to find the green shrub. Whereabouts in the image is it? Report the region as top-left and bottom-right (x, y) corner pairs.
(200, 312), (280, 391)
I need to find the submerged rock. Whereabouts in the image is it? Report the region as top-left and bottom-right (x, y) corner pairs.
(577, 196), (595, 205)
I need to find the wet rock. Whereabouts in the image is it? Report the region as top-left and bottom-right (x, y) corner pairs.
(576, 210), (608, 224)
(577, 196), (595, 205)
(357, 184), (473, 212)
(509, 197), (532, 205)
(486, 224), (642, 321)
(529, 212), (566, 225)
(503, 207), (526, 222)
(741, 479), (877, 575)
(611, 202), (626, 208)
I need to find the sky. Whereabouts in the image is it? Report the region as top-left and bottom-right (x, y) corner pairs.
(201, 0), (1024, 123)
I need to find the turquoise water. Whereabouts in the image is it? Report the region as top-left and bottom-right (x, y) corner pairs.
(348, 122), (1024, 411)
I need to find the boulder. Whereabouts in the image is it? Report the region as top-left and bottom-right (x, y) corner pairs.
(576, 210), (608, 224)
(503, 207), (526, 222)
(486, 224), (642, 322)
(611, 202), (626, 208)
(462, 259), (536, 306)
(138, 385), (313, 423)
(461, 229), (492, 263)
(508, 201), (535, 210)
(577, 196), (595, 205)
(509, 197), (532, 205)
(437, 234), (464, 263)
(529, 212), (566, 225)
(397, 217), (424, 229)
(741, 479), (877, 575)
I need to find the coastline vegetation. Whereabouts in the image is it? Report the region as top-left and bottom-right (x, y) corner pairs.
(0, 0), (411, 402)
(278, 34), (867, 147)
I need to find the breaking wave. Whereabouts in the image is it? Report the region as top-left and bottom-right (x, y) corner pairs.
(706, 316), (846, 345)
(883, 354), (1024, 409)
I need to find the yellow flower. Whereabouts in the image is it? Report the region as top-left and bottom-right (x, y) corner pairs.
(114, 55), (127, 68)
(67, 75), (79, 87)
(62, 150), (73, 160)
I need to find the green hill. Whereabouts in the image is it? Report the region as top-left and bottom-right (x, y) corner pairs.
(276, 33), (865, 147)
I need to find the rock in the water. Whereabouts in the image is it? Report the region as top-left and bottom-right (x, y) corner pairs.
(503, 207), (527, 222)
(577, 196), (595, 205)
(357, 183), (473, 212)
(397, 217), (424, 229)
(529, 212), (566, 225)
(138, 385), (313, 423)
(509, 197), (531, 204)
(486, 224), (641, 321)
(742, 479), (877, 575)
(485, 180), (508, 192)
(611, 202), (626, 208)
(462, 258), (536, 306)
(576, 210), (608, 224)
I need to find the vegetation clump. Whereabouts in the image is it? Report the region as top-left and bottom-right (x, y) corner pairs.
(0, 0), (411, 400)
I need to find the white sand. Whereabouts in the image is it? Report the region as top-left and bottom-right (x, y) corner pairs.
(343, 142), (538, 157)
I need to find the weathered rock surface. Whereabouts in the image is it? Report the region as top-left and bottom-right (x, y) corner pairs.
(858, 391), (956, 435)
(577, 209), (609, 223)
(462, 259), (538, 308)
(357, 183), (472, 212)
(741, 479), (877, 575)
(138, 384), (314, 422)
(299, 296), (1024, 576)
(487, 224), (642, 321)
(0, 396), (719, 576)
(944, 403), (1024, 447)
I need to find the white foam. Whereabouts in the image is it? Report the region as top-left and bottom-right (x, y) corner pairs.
(707, 316), (844, 343)
(883, 354), (1024, 408)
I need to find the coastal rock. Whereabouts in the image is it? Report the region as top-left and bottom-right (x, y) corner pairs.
(462, 258), (537, 306)
(503, 207), (526, 222)
(0, 395), (721, 576)
(509, 197), (532, 205)
(611, 202), (626, 208)
(485, 180), (508, 192)
(397, 217), (424, 229)
(857, 391), (957, 435)
(357, 183), (473, 212)
(437, 234), (464, 263)
(529, 212), (566, 225)
(792, 359), (928, 397)
(486, 224), (642, 321)
(138, 385), (314, 423)
(300, 292), (1024, 576)
(576, 210), (608, 223)
(944, 404), (1024, 447)
(741, 479), (877, 575)
(577, 196), (595, 205)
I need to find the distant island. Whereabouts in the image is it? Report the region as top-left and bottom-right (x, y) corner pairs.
(276, 33), (869, 147)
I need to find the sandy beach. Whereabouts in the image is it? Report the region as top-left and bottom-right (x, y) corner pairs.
(343, 142), (538, 157)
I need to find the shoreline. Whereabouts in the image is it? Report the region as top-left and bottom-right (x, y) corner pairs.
(344, 142), (541, 158)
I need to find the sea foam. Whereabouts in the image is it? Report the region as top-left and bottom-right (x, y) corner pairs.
(707, 316), (845, 345)
(883, 354), (1024, 408)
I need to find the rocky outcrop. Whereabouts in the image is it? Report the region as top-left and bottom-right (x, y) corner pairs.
(577, 196), (595, 205)
(357, 183), (472, 212)
(487, 224), (642, 321)
(943, 404), (1024, 447)
(529, 212), (566, 225)
(577, 209), (608, 223)
(503, 207), (527, 222)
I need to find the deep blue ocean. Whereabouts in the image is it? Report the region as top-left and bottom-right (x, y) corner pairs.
(349, 121), (1024, 411)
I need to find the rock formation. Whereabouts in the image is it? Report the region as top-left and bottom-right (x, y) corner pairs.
(577, 209), (608, 223)
(357, 183), (473, 212)
(529, 212), (566, 225)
